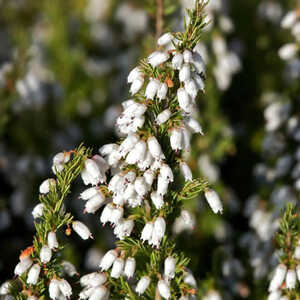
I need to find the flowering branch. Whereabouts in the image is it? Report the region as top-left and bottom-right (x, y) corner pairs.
(6, 1), (223, 299)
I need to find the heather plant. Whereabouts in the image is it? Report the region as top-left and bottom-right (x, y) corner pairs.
(2, 2), (224, 299)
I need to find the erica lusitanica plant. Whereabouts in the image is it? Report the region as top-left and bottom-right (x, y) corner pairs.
(5, 1), (223, 299)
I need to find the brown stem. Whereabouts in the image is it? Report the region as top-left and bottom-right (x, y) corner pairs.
(155, 0), (163, 40)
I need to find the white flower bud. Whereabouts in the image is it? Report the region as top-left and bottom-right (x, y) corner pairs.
(100, 250), (117, 271)
(157, 32), (174, 46)
(281, 11), (298, 29)
(40, 245), (52, 264)
(184, 79), (198, 99)
(143, 169), (155, 189)
(154, 217), (166, 240)
(53, 152), (70, 165)
(268, 264), (287, 292)
(294, 245), (300, 260)
(72, 221), (92, 240)
(157, 174), (169, 196)
(52, 163), (64, 174)
(204, 189), (223, 214)
(164, 256), (176, 279)
(59, 279), (72, 297)
(278, 43), (298, 60)
(183, 49), (193, 63)
(134, 177), (148, 197)
(192, 51), (205, 74)
(170, 128), (183, 151)
(80, 272), (107, 287)
(61, 261), (77, 277)
(148, 51), (169, 67)
(89, 286), (108, 300)
(194, 73), (205, 91)
(39, 178), (56, 194)
(130, 77), (144, 95)
(32, 203), (44, 219)
(158, 279), (171, 299)
(135, 276), (150, 295)
(14, 257), (33, 276)
(147, 136), (165, 160)
(124, 257), (136, 278)
(48, 231), (58, 250)
(286, 269), (296, 289)
(177, 88), (192, 113)
(111, 258), (125, 279)
(0, 281), (11, 295)
(28, 296), (38, 300)
(179, 63), (191, 82)
(181, 210), (194, 228)
(141, 222), (154, 243)
(160, 164), (174, 182)
(99, 143), (118, 157)
(155, 109), (171, 125)
(85, 192), (106, 214)
(26, 264), (41, 285)
(100, 203), (114, 225)
(184, 117), (204, 134)
(157, 82), (168, 101)
(172, 53), (184, 70)
(80, 187), (99, 200)
(180, 162), (193, 181)
(118, 133), (140, 157)
(49, 279), (60, 299)
(151, 191), (164, 209)
(184, 271), (197, 288)
(128, 67), (142, 83)
(145, 78), (160, 99)
(182, 127), (191, 150)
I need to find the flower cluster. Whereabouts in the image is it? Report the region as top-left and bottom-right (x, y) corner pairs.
(7, 146), (89, 299)
(74, 2), (222, 298)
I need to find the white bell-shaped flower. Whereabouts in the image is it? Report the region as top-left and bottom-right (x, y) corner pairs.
(40, 245), (52, 264)
(124, 257), (136, 278)
(157, 279), (171, 299)
(286, 269), (296, 289)
(157, 32), (174, 46)
(145, 78), (160, 100)
(72, 221), (92, 240)
(204, 189), (223, 214)
(148, 51), (169, 67)
(135, 276), (150, 295)
(26, 264), (41, 285)
(111, 258), (125, 279)
(268, 264), (287, 292)
(99, 250), (118, 271)
(47, 231), (59, 249)
(164, 256), (176, 279)
(172, 53), (184, 70)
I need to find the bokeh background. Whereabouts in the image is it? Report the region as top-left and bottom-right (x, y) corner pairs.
(0, 0), (299, 299)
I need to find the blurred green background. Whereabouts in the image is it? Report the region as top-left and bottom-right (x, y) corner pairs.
(0, 0), (299, 299)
